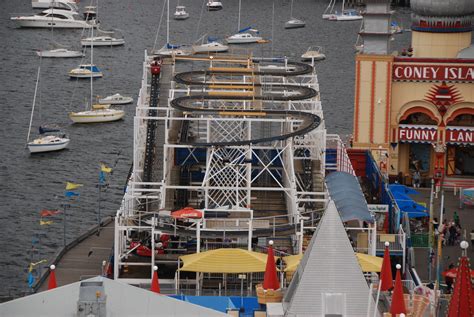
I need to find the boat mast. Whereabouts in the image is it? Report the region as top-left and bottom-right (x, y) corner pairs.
(166, 0), (169, 44)
(342, 0), (345, 13)
(27, 66), (41, 145)
(90, 26), (94, 108)
(290, 0), (294, 19)
(237, 0), (241, 31)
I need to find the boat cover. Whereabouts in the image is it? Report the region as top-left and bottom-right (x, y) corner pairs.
(325, 171), (374, 223)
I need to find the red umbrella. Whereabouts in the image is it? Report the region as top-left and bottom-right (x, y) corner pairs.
(47, 265), (57, 290)
(150, 265), (160, 293)
(442, 267), (474, 279)
(380, 241), (393, 291)
(171, 207), (203, 219)
(263, 240), (280, 290)
(390, 264), (407, 315)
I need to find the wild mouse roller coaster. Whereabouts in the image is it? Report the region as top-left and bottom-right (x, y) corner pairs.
(113, 52), (352, 289)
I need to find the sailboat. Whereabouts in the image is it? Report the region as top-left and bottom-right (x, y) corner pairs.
(27, 66), (70, 153)
(192, 34), (228, 53)
(81, 28), (125, 47)
(225, 0), (262, 44)
(36, 9), (83, 58)
(285, 0), (305, 29)
(156, 0), (191, 56)
(69, 28), (124, 123)
(322, 0), (336, 20)
(328, 0), (362, 21)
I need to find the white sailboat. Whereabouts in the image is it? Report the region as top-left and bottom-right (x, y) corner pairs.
(328, 0), (362, 21)
(192, 34), (228, 53)
(36, 11), (83, 58)
(69, 28), (124, 123)
(27, 66), (70, 153)
(322, 0), (336, 20)
(226, 0), (262, 44)
(155, 0), (191, 56)
(285, 0), (305, 29)
(81, 28), (125, 47)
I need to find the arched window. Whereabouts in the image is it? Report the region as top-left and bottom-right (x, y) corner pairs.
(400, 113), (437, 125)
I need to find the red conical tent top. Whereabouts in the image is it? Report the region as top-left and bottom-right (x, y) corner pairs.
(380, 241), (393, 291)
(390, 264), (407, 315)
(150, 266), (160, 293)
(447, 241), (474, 317)
(263, 240), (279, 290)
(47, 265), (57, 290)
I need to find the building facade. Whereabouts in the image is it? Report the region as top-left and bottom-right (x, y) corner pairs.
(353, 0), (474, 186)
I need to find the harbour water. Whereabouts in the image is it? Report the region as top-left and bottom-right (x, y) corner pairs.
(0, 0), (412, 298)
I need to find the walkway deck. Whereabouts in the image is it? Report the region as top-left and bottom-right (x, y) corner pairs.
(37, 220), (114, 291)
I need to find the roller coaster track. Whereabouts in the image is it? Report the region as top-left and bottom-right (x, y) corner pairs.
(171, 60), (322, 146)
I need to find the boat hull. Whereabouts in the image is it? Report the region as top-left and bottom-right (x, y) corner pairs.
(226, 36), (262, 44)
(174, 14), (189, 20)
(36, 49), (83, 58)
(285, 22), (305, 29)
(69, 71), (103, 78)
(99, 97), (134, 105)
(335, 16), (362, 21)
(69, 111), (125, 123)
(207, 6), (222, 11)
(28, 139), (70, 153)
(192, 44), (229, 53)
(10, 18), (94, 29)
(81, 39), (125, 46)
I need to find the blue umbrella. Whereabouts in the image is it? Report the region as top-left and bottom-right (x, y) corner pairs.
(389, 184), (420, 195)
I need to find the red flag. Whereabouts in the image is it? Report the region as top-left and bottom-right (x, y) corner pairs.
(150, 266), (160, 293)
(380, 242), (393, 291)
(390, 264), (407, 315)
(47, 265), (57, 290)
(263, 241), (280, 290)
(40, 210), (60, 217)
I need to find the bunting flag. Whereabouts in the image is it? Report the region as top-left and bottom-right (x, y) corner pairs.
(100, 163), (112, 173)
(27, 259), (47, 287)
(40, 220), (53, 225)
(65, 182), (83, 190)
(40, 209), (61, 217)
(65, 191), (80, 198)
(27, 272), (35, 288)
(99, 171), (106, 185)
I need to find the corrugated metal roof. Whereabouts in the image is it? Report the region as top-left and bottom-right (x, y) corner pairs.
(283, 200), (379, 317)
(325, 171), (374, 223)
(0, 276), (227, 316)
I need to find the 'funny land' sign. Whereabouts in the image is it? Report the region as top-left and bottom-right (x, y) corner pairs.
(393, 64), (474, 82)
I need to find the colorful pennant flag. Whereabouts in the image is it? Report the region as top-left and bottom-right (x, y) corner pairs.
(27, 259), (47, 288)
(27, 272), (35, 288)
(65, 182), (83, 190)
(64, 191), (80, 198)
(99, 171), (106, 185)
(40, 220), (53, 225)
(100, 163), (112, 173)
(40, 209), (61, 217)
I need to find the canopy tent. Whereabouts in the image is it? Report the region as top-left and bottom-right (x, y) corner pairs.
(325, 172), (373, 223)
(179, 248), (276, 273)
(283, 253), (383, 272)
(388, 184), (420, 195)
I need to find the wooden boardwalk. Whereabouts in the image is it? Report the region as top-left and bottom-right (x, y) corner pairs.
(37, 220), (115, 291)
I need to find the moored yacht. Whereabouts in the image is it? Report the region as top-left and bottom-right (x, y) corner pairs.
(31, 0), (78, 10)
(226, 28), (262, 44)
(11, 9), (96, 29)
(206, 0), (223, 11)
(69, 64), (103, 78)
(173, 6), (189, 20)
(69, 105), (125, 123)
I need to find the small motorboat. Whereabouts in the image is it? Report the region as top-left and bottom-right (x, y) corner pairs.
(11, 9), (96, 29)
(207, 0), (223, 11)
(98, 94), (134, 105)
(36, 48), (83, 58)
(285, 18), (306, 29)
(69, 64), (103, 79)
(83, 6), (97, 20)
(69, 105), (125, 123)
(81, 35), (125, 47)
(28, 134), (70, 153)
(331, 9), (362, 21)
(174, 6), (189, 20)
(301, 46), (326, 62)
(226, 27), (262, 44)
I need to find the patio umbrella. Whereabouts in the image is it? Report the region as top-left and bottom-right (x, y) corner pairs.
(171, 207), (203, 219)
(389, 184), (420, 195)
(380, 242), (393, 291)
(390, 264), (407, 315)
(263, 241), (280, 290)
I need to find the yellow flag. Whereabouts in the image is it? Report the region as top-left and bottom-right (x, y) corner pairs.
(100, 164), (112, 173)
(40, 220), (53, 226)
(66, 182), (83, 190)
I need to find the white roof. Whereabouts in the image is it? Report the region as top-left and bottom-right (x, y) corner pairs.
(283, 200), (379, 317)
(0, 276), (227, 317)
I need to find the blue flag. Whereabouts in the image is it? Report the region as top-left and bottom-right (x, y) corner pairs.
(27, 272), (35, 288)
(65, 191), (80, 198)
(99, 171), (106, 185)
